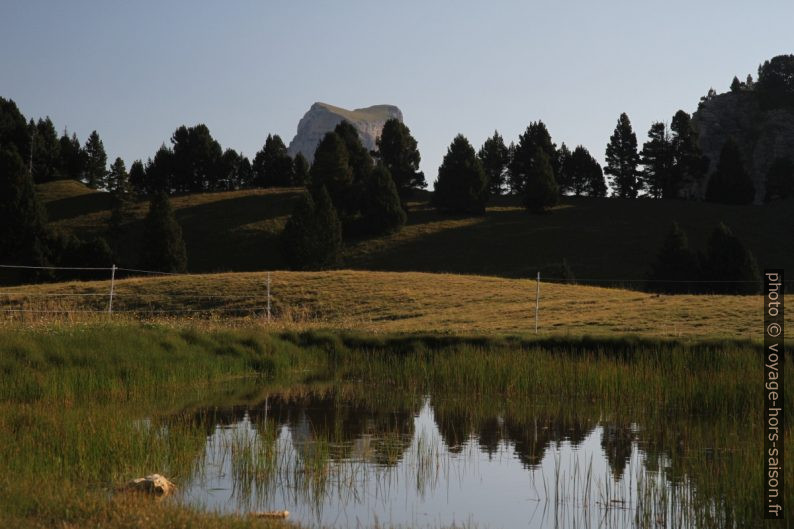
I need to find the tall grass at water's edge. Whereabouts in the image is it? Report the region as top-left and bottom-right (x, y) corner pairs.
(0, 324), (790, 528)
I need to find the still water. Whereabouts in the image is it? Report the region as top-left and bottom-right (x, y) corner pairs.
(178, 392), (698, 528)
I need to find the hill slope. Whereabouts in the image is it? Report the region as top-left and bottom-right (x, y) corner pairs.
(37, 181), (794, 282)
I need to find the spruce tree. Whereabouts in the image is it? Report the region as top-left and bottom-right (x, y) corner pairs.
(524, 147), (559, 213)
(647, 222), (699, 294)
(765, 157), (794, 201)
(83, 130), (108, 189)
(58, 131), (85, 181)
(141, 192), (187, 273)
(128, 160), (146, 196)
(362, 162), (406, 235)
(478, 131), (509, 196)
(311, 186), (343, 268)
(0, 145), (49, 266)
(556, 143), (573, 195)
(705, 138), (755, 204)
(293, 153), (310, 187)
(0, 97), (31, 159)
(566, 146), (603, 196)
(433, 134), (489, 215)
(375, 118), (425, 199)
(604, 113), (641, 198)
(670, 110), (707, 198)
(640, 122), (673, 199)
(107, 157), (131, 199)
(280, 187), (342, 270)
(509, 121), (557, 195)
(170, 124), (223, 192)
(310, 132), (353, 213)
(700, 223), (760, 294)
(31, 117), (62, 182)
(252, 134), (294, 187)
(335, 121), (373, 184)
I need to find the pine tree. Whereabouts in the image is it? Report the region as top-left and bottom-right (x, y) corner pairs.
(31, 117), (62, 182)
(309, 132), (353, 213)
(604, 113), (641, 198)
(730, 76), (742, 92)
(128, 160), (146, 196)
(280, 187), (342, 270)
(524, 147), (559, 213)
(58, 131), (85, 181)
(144, 145), (174, 195)
(83, 130), (108, 189)
(647, 222), (699, 293)
(670, 110), (708, 198)
(478, 131), (509, 196)
(335, 121), (373, 184)
(640, 122), (673, 199)
(293, 153), (310, 186)
(433, 134), (489, 214)
(0, 97), (31, 159)
(705, 138), (755, 204)
(361, 162), (406, 235)
(765, 157), (794, 201)
(700, 223), (760, 294)
(509, 121), (557, 195)
(252, 134), (294, 187)
(375, 118), (425, 199)
(566, 146), (605, 197)
(0, 145), (49, 266)
(141, 192), (187, 273)
(556, 143), (573, 195)
(107, 157), (131, 199)
(170, 124), (223, 192)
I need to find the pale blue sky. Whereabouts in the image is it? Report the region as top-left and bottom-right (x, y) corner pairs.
(2, 1), (792, 185)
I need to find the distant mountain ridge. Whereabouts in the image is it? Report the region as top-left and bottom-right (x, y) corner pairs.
(287, 102), (403, 162)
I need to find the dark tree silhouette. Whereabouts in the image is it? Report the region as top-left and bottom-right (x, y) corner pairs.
(361, 162), (406, 235)
(565, 146), (605, 197)
(432, 134), (488, 215)
(128, 160), (146, 196)
(141, 192), (187, 273)
(0, 97), (32, 158)
(252, 134), (294, 187)
(640, 122), (673, 199)
(170, 124), (223, 192)
(107, 157), (131, 199)
(556, 143), (573, 195)
(647, 222), (699, 293)
(83, 130), (108, 189)
(335, 121), (373, 184)
(375, 118), (425, 199)
(509, 121), (557, 195)
(757, 54), (794, 109)
(670, 110), (708, 199)
(524, 147), (559, 213)
(30, 117), (61, 183)
(765, 157), (794, 201)
(58, 131), (85, 181)
(705, 138), (755, 204)
(604, 113), (641, 198)
(143, 145), (175, 195)
(281, 186), (342, 270)
(293, 153), (310, 187)
(478, 131), (509, 195)
(700, 223), (760, 295)
(310, 132), (353, 214)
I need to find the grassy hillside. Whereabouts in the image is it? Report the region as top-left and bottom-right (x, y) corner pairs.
(2, 269), (790, 340)
(37, 180), (793, 281)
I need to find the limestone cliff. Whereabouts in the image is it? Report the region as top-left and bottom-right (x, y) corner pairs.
(287, 102), (403, 162)
(692, 90), (794, 203)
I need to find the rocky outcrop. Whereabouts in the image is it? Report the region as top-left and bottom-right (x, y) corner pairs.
(287, 102), (403, 162)
(692, 91), (794, 203)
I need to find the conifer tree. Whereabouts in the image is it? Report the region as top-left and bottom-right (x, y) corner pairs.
(310, 132), (353, 213)
(252, 134), (294, 187)
(293, 153), (310, 187)
(335, 121), (373, 184)
(31, 117), (62, 182)
(524, 147), (559, 213)
(361, 162), (406, 235)
(375, 118), (425, 198)
(556, 143), (573, 195)
(432, 134), (489, 214)
(83, 130), (108, 189)
(700, 223), (760, 294)
(0, 97), (31, 159)
(58, 131), (85, 181)
(647, 222), (699, 293)
(280, 186), (342, 270)
(566, 146), (605, 197)
(670, 110), (707, 198)
(640, 122), (673, 199)
(311, 186), (343, 268)
(604, 113), (641, 198)
(107, 157), (131, 199)
(478, 131), (509, 195)
(141, 192), (187, 273)
(705, 138), (755, 204)
(509, 121), (557, 195)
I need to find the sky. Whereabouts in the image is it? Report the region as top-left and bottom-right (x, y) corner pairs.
(2, 1), (792, 187)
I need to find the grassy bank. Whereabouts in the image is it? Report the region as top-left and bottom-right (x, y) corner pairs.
(3, 269), (789, 340)
(0, 323), (790, 527)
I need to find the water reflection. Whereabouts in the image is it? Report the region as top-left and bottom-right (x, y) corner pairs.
(178, 391), (699, 528)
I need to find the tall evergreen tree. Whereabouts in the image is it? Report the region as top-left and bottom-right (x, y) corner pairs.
(335, 121), (373, 184)
(0, 97), (31, 159)
(700, 223), (760, 294)
(143, 145), (174, 195)
(293, 153), (310, 187)
(757, 54), (794, 109)
(509, 121), (557, 195)
(478, 131), (509, 196)
(252, 134), (294, 187)
(604, 113), (641, 198)
(556, 143), (573, 195)
(432, 134), (489, 214)
(280, 186), (342, 270)
(361, 162), (406, 235)
(128, 159), (147, 196)
(309, 132), (353, 213)
(640, 122), (673, 199)
(566, 146), (605, 197)
(705, 138), (755, 204)
(375, 118), (425, 199)
(765, 157), (794, 201)
(647, 222), (699, 293)
(83, 130), (108, 189)
(170, 124), (223, 192)
(670, 110), (708, 198)
(107, 157), (131, 199)
(141, 192), (187, 273)
(0, 145), (49, 266)
(524, 147), (559, 213)
(30, 117), (62, 182)
(58, 131), (85, 181)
